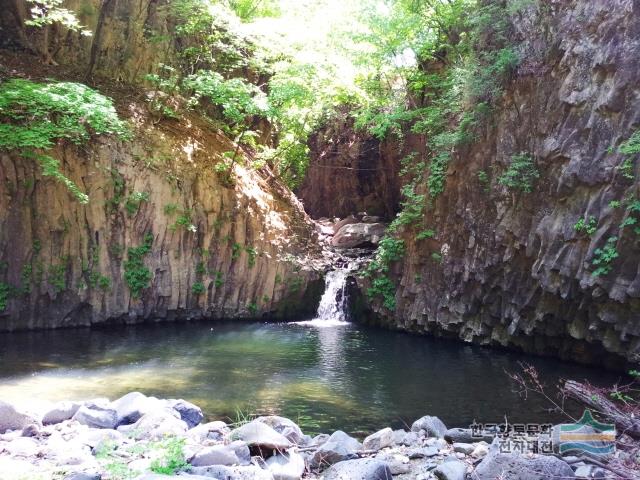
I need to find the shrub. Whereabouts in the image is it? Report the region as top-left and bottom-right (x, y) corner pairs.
(0, 282), (9, 311)
(0, 79), (129, 203)
(125, 191), (150, 215)
(416, 229), (436, 240)
(574, 216), (597, 236)
(367, 276), (397, 310)
(498, 153), (539, 193)
(592, 236), (619, 277)
(191, 282), (206, 295)
(124, 233), (154, 298)
(150, 437), (188, 475)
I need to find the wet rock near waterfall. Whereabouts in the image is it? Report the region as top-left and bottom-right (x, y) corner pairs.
(331, 223), (386, 248)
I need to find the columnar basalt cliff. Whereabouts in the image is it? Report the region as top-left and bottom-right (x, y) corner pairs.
(0, 1), (324, 331)
(351, 0), (640, 368)
(297, 111), (405, 220)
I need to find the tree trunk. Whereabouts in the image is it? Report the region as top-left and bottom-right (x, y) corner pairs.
(564, 380), (640, 440)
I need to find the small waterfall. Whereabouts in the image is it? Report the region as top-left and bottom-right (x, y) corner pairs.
(315, 268), (350, 323)
(297, 263), (359, 327)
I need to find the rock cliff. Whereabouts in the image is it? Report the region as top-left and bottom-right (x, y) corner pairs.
(0, 0), (324, 330)
(297, 110), (405, 220)
(355, 0), (640, 368)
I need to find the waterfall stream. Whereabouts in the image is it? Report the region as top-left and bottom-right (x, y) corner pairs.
(315, 268), (350, 323)
(297, 263), (357, 327)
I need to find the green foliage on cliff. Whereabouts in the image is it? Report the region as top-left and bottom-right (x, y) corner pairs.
(24, 0), (91, 35)
(363, 236), (405, 310)
(617, 130), (639, 180)
(498, 153), (539, 193)
(574, 216), (598, 236)
(591, 236), (619, 277)
(124, 233), (154, 298)
(0, 79), (129, 203)
(0, 282), (9, 311)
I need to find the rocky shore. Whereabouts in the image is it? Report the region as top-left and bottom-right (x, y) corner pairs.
(0, 393), (615, 480)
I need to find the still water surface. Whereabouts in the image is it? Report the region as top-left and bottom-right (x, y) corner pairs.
(0, 321), (623, 435)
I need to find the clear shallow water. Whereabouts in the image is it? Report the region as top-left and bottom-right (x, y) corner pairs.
(0, 321), (623, 435)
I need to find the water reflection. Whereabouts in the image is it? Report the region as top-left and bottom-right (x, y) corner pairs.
(0, 321), (624, 435)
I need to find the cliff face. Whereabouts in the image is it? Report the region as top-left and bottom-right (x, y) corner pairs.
(0, 90), (323, 331)
(359, 0), (640, 368)
(297, 111), (405, 220)
(0, 1), (324, 331)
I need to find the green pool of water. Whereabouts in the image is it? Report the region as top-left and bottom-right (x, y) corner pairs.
(0, 320), (621, 435)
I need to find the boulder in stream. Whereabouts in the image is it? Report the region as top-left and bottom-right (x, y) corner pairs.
(311, 430), (362, 467)
(411, 415), (447, 438)
(0, 401), (39, 434)
(331, 223), (386, 248)
(322, 458), (392, 480)
(230, 420), (292, 450)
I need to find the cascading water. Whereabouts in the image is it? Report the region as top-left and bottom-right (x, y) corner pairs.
(297, 262), (358, 327)
(315, 268), (350, 323)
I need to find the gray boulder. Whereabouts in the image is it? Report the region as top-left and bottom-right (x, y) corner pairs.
(331, 223), (386, 248)
(362, 427), (394, 451)
(188, 465), (274, 480)
(63, 473), (101, 480)
(322, 458), (392, 480)
(136, 475), (211, 480)
(311, 430), (362, 467)
(111, 392), (161, 425)
(118, 408), (188, 440)
(434, 459), (467, 480)
(332, 215), (359, 234)
(72, 405), (118, 429)
(77, 428), (124, 449)
(475, 453), (575, 479)
(166, 399), (203, 428)
(5, 437), (39, 456)
(0, 400), (38, 433)
(411, 416), (447, 438)
(230, 420), (292, 450)
(445, 427), (494, 444)
(186, 421), (229, 443)
(42, 401), (83, 425)
(256, 416), (305, 445)
(311, 433), (330, 446)
(189, 441), (250, 467)
(453, 443), (475, 455)
(265, 451), (306, 480)
(408, 446), (439, 459)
